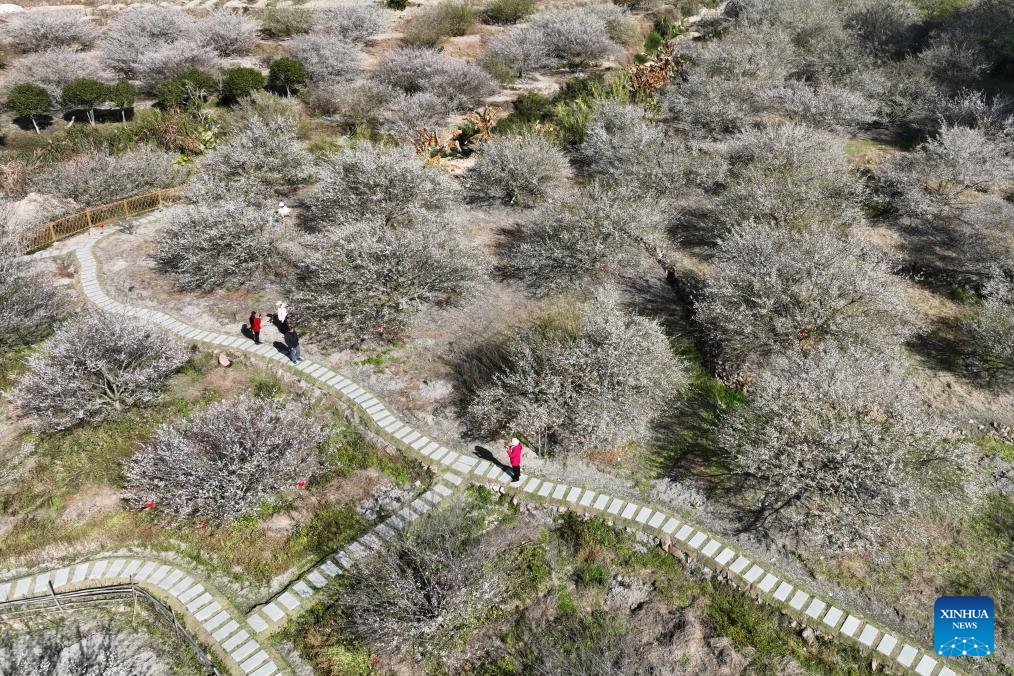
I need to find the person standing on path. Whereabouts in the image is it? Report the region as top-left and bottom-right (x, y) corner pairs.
(249, 310), (262, 344)
(275, 301), (290, 333)
(284, 327), (301, 363)
(506, 437), (524, 483)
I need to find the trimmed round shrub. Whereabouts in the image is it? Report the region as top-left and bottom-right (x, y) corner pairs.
(268, 56), (307, 95)
(219, 67), (266, 105)
(124, 396), (328, 521)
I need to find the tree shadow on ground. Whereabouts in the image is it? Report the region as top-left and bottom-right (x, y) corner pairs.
(906, 316), (1010, 392)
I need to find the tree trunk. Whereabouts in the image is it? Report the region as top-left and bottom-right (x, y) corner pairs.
(31, 116), (40, 134)
(121, 108), (127, 124)
(285, 84), (291, 97)
(87, 108), (95, 126)
(66, 116), (75, 129)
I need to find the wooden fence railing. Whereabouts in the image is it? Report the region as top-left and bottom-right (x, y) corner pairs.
(17, 186), (184, 254)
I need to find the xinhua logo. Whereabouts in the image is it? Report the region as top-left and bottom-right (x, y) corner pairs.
(934, 596), (994, 657)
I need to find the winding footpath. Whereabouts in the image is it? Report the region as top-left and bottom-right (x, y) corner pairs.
(3, 218), (962, 676)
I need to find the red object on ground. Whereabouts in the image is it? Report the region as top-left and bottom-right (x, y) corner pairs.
(507, 443), (523, 467)
(296, 480), (306, 488)
(144, 501), (155, 509)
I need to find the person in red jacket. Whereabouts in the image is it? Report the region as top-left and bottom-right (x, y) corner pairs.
(249, 310), (262, 345)
(506, 437), (524, 483)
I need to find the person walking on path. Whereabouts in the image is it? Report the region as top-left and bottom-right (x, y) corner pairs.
(506, 437), (524, 483)
(249, 310), (262, 344)
(275, 301), (290, 334)
(284, 327), (302, 363)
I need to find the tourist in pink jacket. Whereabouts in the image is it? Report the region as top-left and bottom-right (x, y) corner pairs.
(506, 437), (524, 483)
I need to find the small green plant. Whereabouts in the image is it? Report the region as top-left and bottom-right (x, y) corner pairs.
(387, 0), (409, 10)
(482, 55), (518, 85)
(250, 370), (284, 399)
(483, 0), (535, 24)
(154, 68), (217, 112)
(404, 1), (475, 46)
(575, 562), (610, 588)
(644, 30), (663, 54)
(6, 83), (51, 134)
(257, 5), (313, 37)
(556, 588), (577, 618)
(268, 57), (308, 97)
(219, 67), (266, 106)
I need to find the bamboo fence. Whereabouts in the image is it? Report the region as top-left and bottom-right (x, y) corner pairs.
(16, 186), (184, 254)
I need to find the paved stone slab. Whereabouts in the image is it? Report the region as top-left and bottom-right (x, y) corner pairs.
(857, 624), (879, 647)
(635, 507), (652, 524)
(121, 560), (142, 579)
(195, 601), (221, 622)
(701, 539), (721, 558)
(550, 484), (565, 500)
(757, 573), (778, 593)
(648, 512), (666, 529)
(788, 590), (809, 611)
(278, 591), (300, 610)
(33, 573), (50, 594)
(715, 548), (736, 566)
(594, 495), (611, 511)
(212, 620), (240, 642)
(805, 598), (826, 619)
(185, 592), (213, 612)
(248, 614), (269, 633)
(158, 569), (183, 590)
(840, 615), (862, 637)
(0, 583), (8, 602)
(743, 565), (764, 584)
(262, 603), (285, 622)
(293, 580), (314, 598)
(773, 582), (793, 602)
(75, 563), (95, 583)
(522, 478), (540, 493)
(729, 556), (751, 574)
(675, 525), (694, 541)
(538, 482), (554, 498)
(938, 667), (957, 676)
(579, 491), (596, 507)
(178, 583), (205, 604)
(661, 517), (679, 534)
(897, 644), (918, 667)
(231, 639), (258, 662)
(241, 650), (270, 673)
(607, 499), (624, 515)
(251, 664), (277, 676)
(222, 630), (250, 652)
(147, 565), (171, 585)
(875, 633), (897, 656)
(566, 487), (582, 503)
(823, 607), (844, 629)
(320, 561), (340, 577)
(203, 610), (230, 633)
(620, 503), (638, 520)
(13, 578), (30, 599)
(105, 560), (126, 578)
(306, 571), (327, 588)
(88, 561), (109, 580)
(688, 532), (708, 550)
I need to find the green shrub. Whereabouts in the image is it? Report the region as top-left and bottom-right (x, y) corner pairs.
(387, 0), (409, 10)
(483, 0), (535, 24)
(404, 1), (475, 46)
(154, 68), (217, 110)
(61, 78), (108, 125)
(108, 82), (136, 123)
(575, 562), (610, 588)
(644, 30), (663, 54)
(6, 83), (51, 133)
(268, 57), (308, 96)
(493, 91), (551, 133)
(258, 6), (313, 38)
(220, 67), (266, 105)
(482, 55), (518, 84)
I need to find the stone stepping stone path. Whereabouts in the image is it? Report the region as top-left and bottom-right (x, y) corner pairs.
(0, 557), (287, 676)
(245, 474), (461, 637)
(11, 222), (962, 676)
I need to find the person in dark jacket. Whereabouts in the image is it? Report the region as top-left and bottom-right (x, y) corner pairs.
(284, 328), (301, 363)
(249, 310), (262, 344)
